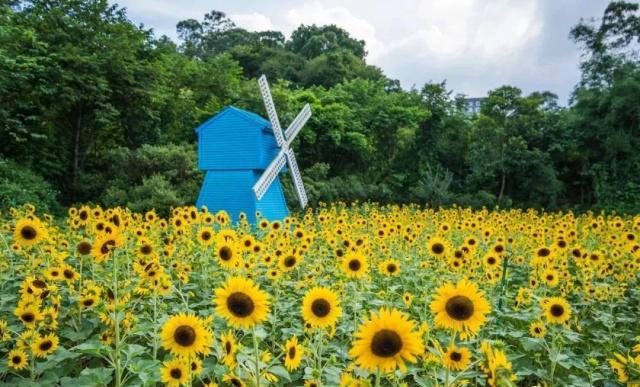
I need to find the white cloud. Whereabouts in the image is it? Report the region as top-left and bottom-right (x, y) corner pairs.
(230, 12), (274, 31)
(284, 2), (386, 61)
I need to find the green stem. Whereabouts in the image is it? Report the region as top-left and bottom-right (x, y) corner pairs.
(252, 327), (260, 387)
(112, 251), (122, 387)
(374, 367), (381, 387)
(498, 255), (509, 310)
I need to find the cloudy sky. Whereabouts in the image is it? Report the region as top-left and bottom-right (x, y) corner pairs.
(111, 0), (611, 104)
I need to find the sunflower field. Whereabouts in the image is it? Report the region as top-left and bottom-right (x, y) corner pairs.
(0, 203), (639, 387)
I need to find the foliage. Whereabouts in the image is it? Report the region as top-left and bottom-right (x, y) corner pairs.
(1, 1), (640, 214)
(0, 158), (59, 213)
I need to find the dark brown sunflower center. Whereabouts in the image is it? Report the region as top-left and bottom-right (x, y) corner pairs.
(83, 298), (95, 307)
(387, 264), (397, 273)
(231, 378), (242, 387)
(225, 341), (232, 354)
(11, 355), (22, 364)
(63, 269), (74, 279)
(534, 327), (541, 333)
(100, 240), (116, 255)
(288, 346), (296, 359)
(311, 299), (331, 317)
(219, 246), (232, 261)
(39, 340), (52, 351)
(348, 259), (361, 271)
(284, 256), (296, 267)
(370, 329), (403, 357)
(538, 248), (550, 257)
(445, 295), (475, 321)
(22, 312), (35, 323)
(487, 257), (496, 265)
(550, 304), (564, 317)
(546, 274), (554, 281)
(432, 243), (444, 254)
(32, 279), (47, 289)
(21, 226), (37, 240)
(173, 325), (196, 346)
(140, 245), (152, 255)
(77, 241), (92, 255)
(227, 292), (255, 317)
(450, 351), (462, 362)
(201, 231), (211, 241)
(170, 368), (182, 379)
(79, 211), (88, 220)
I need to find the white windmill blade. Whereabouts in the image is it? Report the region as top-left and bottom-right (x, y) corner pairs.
(285, 148), (308, 208)
(257, 75), (285, 147)
(253, 150), (287, 200)
(285, 103), (311, 143)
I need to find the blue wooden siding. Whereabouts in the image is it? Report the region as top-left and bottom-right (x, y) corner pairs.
(254, 170), (289, 221)
(196, 170), (257, 222)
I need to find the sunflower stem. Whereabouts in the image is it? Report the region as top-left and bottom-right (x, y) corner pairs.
(112, 250), (122, 387)
(374, 367), (381, 387)
(252, 326), (261, 387)
(152, 288), (158, 361)
(497, 254), (509, 310)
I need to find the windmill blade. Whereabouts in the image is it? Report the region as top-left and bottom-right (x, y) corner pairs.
(285, 149), (308, 208)
(253, 150), (286, 200)
(258, 75), (285, 146)
(285, 104), (311, 143)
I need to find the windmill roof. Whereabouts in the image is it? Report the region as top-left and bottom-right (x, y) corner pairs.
(195, 106), (273, 134)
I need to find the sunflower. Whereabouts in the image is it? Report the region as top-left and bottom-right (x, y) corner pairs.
(190, 357), (203, 377)
(214, 276), (270, 328)
(402, 292), (414, 307)
(198, 227), (215, 246)
(160, 313), (212, 357)
(541, 268), (559, 287)
(430, 279), (491, 335)
(529, 321), (547, 338)
(79, 295), (99, 309)
(379, 259), (401, 276)
(14, 218), (46, 247)
(279, 252), (302, 272)
(349, 308), (424, 373)
(223, 374), (246, 387)
(15, 305), (42, 328)
(161, 357), (189, 387)
(341, 253), (369, 278)
(214, 242), (240, 269)
(76, 240), (93, 256)
(542, 297), (571, 324)
(7, 349), (28, 370)
(220, 330), (238, 367)
(283, 336), (304, 371)
(31, 333), (59, 358)
(304, 380), (320, 387)
(302, 286), (342, 328)
(427, 236), (449, 258)
(443, 345), (471, 371)
(92, 233), (124, 263)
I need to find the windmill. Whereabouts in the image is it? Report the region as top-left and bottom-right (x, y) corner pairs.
(253, 75), (310, 209)
(194, 75), (311, 223)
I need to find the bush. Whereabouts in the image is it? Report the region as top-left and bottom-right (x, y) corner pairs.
(0, 158), (60, 213)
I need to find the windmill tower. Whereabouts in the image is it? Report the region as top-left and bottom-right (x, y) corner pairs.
(195, 75), (311, 223)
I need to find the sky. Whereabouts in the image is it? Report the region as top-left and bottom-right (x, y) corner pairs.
(110, 0), (612, 104)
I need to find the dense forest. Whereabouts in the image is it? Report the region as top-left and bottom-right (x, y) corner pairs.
(1, 0), (639, 214)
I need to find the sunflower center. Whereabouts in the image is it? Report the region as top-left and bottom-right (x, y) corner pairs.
(487, 257), (496, 265)
(173, 325), (197, 346)
(225, 342), (232, 354)
(141, 245), (152, 255)
(534, 327), (541, 333)
(83, 298), (95, 307)
(21, 226), (37, 240)
(77, 241), (92, 255)
(201, 231), (211, 241)
(288, 346), (296, 359)
(348, 259), (361, 271)
(227, 292), (255, 317)
(231, 378), (242, 387)
(39, 340), (52, 351)
(219, 247), (232, 261)
(11, 355), (21, 364)
(450, 351), (462, 362)
(432, 243), (444, 254)
(550, 304), (564, 317)
(445, 295), (475, 321)
(32, 279), (47, 289)
(284, 256), (296, 267)
(22, 312), (35, 323)
(170, 368), (182, 379)
(100, 240), (116, 255)
(538, 248), (550, 257)
(370, 329), (403, 357)
(63, 269), (74, 279)
(311, 299), (331, 317)
(387, 264), (397, 273)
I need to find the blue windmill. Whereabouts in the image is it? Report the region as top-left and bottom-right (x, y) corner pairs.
(195, 75), (311, 223)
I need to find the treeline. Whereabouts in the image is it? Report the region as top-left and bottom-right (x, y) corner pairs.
(1, 0), (639, 214)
